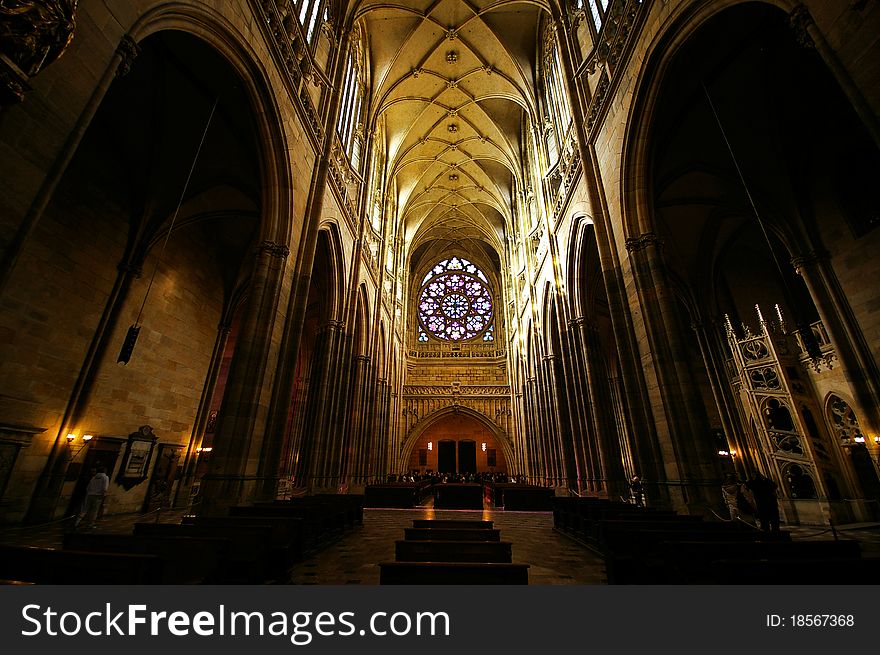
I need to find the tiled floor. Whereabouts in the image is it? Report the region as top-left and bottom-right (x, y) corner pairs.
(289, 507), (608, 585)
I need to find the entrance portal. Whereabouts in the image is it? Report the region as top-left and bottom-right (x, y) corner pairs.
(438, 440), (456, 473)
(459, 440), (476, 473)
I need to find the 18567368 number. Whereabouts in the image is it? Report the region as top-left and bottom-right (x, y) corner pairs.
(790, 615), (854, 627)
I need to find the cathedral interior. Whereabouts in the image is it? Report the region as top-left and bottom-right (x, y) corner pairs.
(1, 0), (879, 584)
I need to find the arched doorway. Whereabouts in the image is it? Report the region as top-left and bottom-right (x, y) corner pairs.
(406, 412), (509, 476)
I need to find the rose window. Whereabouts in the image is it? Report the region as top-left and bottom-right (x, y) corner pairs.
(417, 257), (494, 342)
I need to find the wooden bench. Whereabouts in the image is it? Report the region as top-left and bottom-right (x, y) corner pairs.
(231, 500), (355, 547)
(133, 522), (275, 583)
(395, 540), (513, 563)
(601, 529), (809, 584)
(63, 533), (230, 584)
(252, 494), (365, 529)
(404, 527), (501, 542)
(379, 561), (529, 584)
(501, 485), (555, 511)
(433, 483), (484, 509)
(364, 484), (423, 508)
(0, 544), (161, 584)
(592, 518), (764, 550)
(181, 514), (306, 564)
(412, 519), (494, 530)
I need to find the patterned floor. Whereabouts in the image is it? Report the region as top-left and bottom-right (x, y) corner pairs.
(289, 507), (607, 585)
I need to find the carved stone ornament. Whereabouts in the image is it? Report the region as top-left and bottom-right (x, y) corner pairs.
(115, 34), (140, 78)
(789, 4), (815, 50)
(0, 0), (78, 102)
(624, 232), (663, 253)
(259, 240), (290, 259)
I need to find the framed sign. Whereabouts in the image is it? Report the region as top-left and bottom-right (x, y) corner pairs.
(116, 425), (157, 490)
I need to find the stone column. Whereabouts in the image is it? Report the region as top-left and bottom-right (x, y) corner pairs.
(575, 317), (628, 498)
(345, 354), (371, 485)
(625, 233), (719, 509)
(690, 319), (748, 471)
(174, 322), (231, 506)
(198, 240), (288, 514)
(304, 320), (346, 490)
(559, 321), (594, 492)
(793, 251), (880, 433)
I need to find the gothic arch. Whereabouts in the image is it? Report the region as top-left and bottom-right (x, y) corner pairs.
(127, 2), (295, 248)
(398, 405), (514, 473)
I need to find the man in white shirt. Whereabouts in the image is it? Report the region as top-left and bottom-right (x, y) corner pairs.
(77, 466), (109, 529)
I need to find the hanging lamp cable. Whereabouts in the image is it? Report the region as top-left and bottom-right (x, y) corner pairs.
(134, 96), (220, 327)
(701, 82), (796, 294)
(701, 81), (819, 352)
(118, 96), (219, 364)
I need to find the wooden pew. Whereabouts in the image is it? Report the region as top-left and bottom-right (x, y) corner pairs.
(63, 533), (230, 584)
(433, 483), (484, 509)
(395, 540), (513, 563)
(412, 519), (494, 530)
(0, 544), (161, 584)
(501, 485), (555, 511)
(181, 514), (306, 564)
(404, 527), (501, 542)
(232, 499), (356, 546)
(133, 522), (275, 583)
(379, 561), (529, 584)
(591, 517), (760, 550)
(364, 483), (422, 508)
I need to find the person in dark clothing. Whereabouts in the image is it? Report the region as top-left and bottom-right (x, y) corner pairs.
(747, 471), (780, 533)
(630, 475), (645, 507)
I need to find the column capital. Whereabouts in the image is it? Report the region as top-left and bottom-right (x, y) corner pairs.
(625, 232), (663, 253)
(258, 240), (290, 259)
(117, 262), (142, 277)
(789, 4), (815, 49)
(115, 35), (140, 78)
(791, 249), (830, 271)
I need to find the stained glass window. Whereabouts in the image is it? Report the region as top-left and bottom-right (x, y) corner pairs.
(417, 258), (494, 342)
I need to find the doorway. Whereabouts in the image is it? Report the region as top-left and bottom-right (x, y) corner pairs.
(459, 440), (477, 474)
(438, 440), (456, 473)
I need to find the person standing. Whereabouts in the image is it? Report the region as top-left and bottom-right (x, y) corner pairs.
(747, 471), (780, 533)
(77, 466), (109, 529)
(721, 473), (741, 521)
(630, 475), (645, 507)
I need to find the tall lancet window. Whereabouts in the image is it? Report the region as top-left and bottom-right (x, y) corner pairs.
(417, 257), (494, 342)
(337, 28), (366, 169)
(542, 25), (573, 167)
(294, 0), (324, 43)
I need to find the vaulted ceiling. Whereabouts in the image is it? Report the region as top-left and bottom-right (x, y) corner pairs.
(355, 0), (549, 269)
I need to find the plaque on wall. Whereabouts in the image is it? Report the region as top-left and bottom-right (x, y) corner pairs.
(116, 425), (157, 490)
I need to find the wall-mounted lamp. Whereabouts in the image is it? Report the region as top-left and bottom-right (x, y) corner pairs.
(718, 449), (737, 457)
(427, 441), (433, 451)
(481, 442), (487, 452)
(82, 434), (93, 442)
(873, 436), (880, 445)
(854, 435), (866, 444)
(196, 447), (213, 454)
(66, 433), (76, 444)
